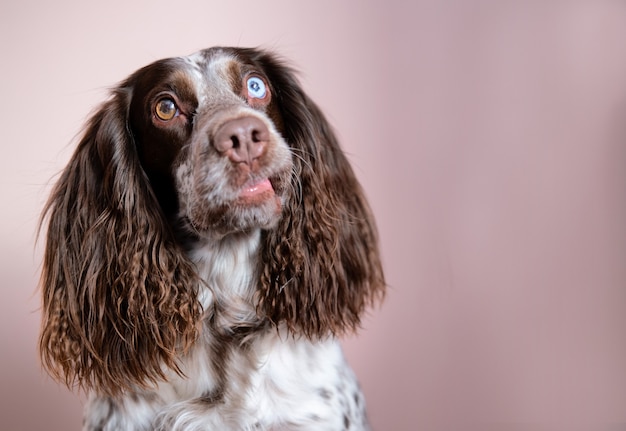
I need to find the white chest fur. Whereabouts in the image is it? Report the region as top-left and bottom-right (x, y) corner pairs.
(83, 231), (369, 430)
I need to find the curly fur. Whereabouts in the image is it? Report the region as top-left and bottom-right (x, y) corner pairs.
(39, 46), (385, 429)
(39, 92), (202, 395)
(239, 48), (385, 337)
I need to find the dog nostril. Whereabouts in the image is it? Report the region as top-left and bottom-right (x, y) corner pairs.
(213, 116), (269, 163)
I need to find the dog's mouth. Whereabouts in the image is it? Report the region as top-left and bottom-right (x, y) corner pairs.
(235, 176), (281, 206)
(240, 177), (273, 198)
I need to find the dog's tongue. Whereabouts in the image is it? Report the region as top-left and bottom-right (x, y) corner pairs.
(240, 178), (273, 198)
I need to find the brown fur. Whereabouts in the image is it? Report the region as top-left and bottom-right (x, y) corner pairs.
(39, 89), (202, 396)
(244, 49), (386, 336)
(38, 47), (385, 398)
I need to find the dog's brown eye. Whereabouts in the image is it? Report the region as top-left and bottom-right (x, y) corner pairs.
(155, 98), (178, 121)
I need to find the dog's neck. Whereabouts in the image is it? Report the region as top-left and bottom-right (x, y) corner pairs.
(188, 229), (264, 333)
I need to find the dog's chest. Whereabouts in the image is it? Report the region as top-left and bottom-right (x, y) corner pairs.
(162, 331), (367, 429)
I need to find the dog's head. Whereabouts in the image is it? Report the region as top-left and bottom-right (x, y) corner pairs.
(127, 49), (293, 237)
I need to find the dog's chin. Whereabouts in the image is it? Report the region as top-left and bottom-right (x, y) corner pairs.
(186, 187), (284, 240)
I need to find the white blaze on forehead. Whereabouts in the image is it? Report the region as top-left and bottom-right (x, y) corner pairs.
(182, 50), (240, 107)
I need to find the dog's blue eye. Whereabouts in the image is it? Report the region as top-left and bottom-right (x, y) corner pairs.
(247, 77), (267, 99)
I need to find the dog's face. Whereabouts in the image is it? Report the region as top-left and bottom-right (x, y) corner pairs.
(128, 48), (293, 238)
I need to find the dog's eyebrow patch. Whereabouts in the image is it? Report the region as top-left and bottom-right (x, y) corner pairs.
(168, 69), (198, 102)
(223, 58), (243, 95)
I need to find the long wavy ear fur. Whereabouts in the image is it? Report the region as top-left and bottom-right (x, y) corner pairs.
(253, 51), (386, 337)
(38, 87), (201, 396)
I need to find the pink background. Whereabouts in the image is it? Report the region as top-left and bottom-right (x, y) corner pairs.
(2, 2), (626, 430)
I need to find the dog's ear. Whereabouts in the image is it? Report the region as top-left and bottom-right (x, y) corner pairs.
(251, 51), (386, 338)
(39, 85), (201, 396)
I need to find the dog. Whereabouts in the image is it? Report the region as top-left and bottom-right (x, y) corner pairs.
(39, 46), (385, 430)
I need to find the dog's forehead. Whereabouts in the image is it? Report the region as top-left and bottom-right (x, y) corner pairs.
(178, 49), (242, 97)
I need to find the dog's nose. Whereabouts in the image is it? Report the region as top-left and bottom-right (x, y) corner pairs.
(213, 116), (269, 164)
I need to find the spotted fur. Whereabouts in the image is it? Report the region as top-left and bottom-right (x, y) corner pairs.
(39, 47), (384, 430)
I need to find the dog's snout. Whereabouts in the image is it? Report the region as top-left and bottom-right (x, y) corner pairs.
(213, 116), (269, 164)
